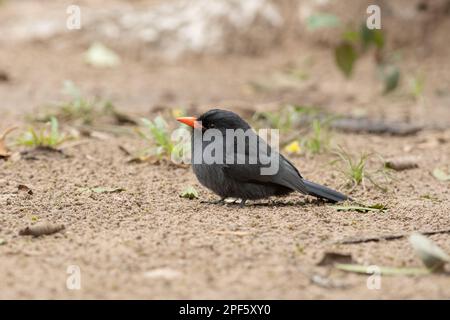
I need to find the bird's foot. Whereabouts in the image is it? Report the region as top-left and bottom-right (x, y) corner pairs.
(201, 198), (247, 208)
(223, 198), (247, 208)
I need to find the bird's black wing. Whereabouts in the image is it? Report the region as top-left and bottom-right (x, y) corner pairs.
(222, 134), (308, 194)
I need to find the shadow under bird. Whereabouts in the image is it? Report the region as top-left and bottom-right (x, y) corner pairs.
(177, 109), (349, 207)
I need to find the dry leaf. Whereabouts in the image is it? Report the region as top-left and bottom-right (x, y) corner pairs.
(432, 168), (450, 182)
(0, 70), (9, 82)
(385, 156), (418, 171)
(17, 184), (33, 195)
(331, 203), (387, 213)
(409, 233), (450, 272)
(0, 127), (17, 158)
(335, 263), (430, 276)
(91, 187), (125, 193)
(317, 252), (355, 266)
(112, 110), (137, 125)
(19, 222), (65, 237)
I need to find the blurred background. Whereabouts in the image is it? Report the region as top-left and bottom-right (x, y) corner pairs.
(1, 0), (449, 126)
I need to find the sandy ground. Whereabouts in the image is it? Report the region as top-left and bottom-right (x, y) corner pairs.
(1, 1), (450, 299)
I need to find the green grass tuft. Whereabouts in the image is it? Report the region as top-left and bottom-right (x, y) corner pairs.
(17, 117), (68, 148)
(301, 119), (331, 154)
(331, 146), (390, 191)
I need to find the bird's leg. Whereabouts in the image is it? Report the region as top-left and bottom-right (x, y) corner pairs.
(239, 199), (247, 208)
(201, 197), (226, 205)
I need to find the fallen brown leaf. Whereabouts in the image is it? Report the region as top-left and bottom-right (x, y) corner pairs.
(317, 252), (355, 266)
(0, 70), (9, 82)
(432, 168), (450, 182)
(91, 187), (125, 193)
(385, 156), (419, 171)
(112, 110), (138, 125)
(0, 127), (18, 159)
(17, 184), (33, 195)
(409, 233), (450, 272)
(19, 222), (65, 237)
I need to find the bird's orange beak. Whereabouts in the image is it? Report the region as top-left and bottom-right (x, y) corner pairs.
(176, 116), (201, 128)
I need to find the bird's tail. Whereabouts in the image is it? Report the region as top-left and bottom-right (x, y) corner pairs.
(303, 179), (349, 202)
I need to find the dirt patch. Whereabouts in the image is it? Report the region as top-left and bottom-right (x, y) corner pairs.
(0, 0), (449, 299)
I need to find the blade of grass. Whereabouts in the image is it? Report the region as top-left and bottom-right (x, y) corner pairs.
(335, 263), (430, 276)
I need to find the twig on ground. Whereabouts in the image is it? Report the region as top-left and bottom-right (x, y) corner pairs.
(337, 228), (450, 245)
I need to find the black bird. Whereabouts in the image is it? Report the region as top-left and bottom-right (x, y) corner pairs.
(177, 109), (349, 207)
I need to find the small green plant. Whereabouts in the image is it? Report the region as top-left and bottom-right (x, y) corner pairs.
(338, 150), (367, 187)
(252, 109), (293, 131)
(139, 116), (174, 159)
(301, 119), (331, 154)
(332, 147), (389, 191)
(59, 81), (98, 124)
(136, 115), (190, 164)
(35, 81), (120, 125)
(409, 73), (425, 100)
(180, 186), (199, 199)
(308, 15), (399, 94)
(17, 117), (68, 148)
(138, 116), (186, 159)
(252, 104), (318, 131)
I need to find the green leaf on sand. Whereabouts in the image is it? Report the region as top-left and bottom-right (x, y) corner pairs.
(360, 25), (384, 50)
(180, 186), (199, 200)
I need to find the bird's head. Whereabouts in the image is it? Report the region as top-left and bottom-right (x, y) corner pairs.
(176, 109), (251, 132)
